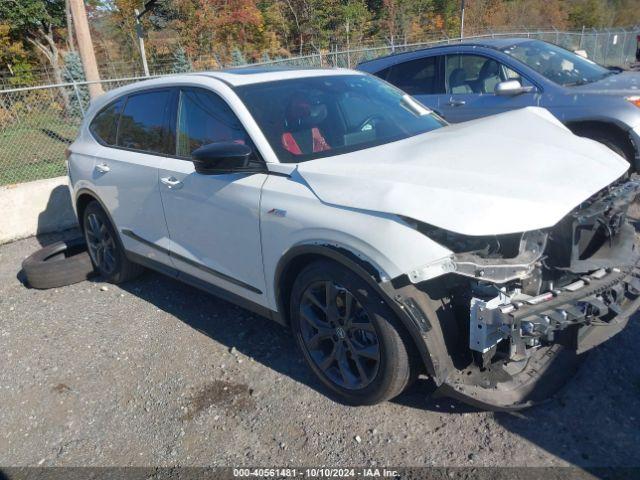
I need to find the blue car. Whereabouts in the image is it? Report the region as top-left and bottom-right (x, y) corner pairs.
(358, 38), (640, 167)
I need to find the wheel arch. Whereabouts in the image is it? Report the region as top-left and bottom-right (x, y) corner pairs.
(566, 119), (637, 163)
(75, 191), (98, 232)
(74, 189), (123, 247)
(274, 244), (438, 378)
(274, 244), (384, 325)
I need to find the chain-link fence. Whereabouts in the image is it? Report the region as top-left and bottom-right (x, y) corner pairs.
(0, 76), (151, 185)
(246, 26), (640, 69)
(1, 27), (639, 186)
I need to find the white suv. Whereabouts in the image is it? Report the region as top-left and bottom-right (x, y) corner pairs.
(68, 68), (640, 410)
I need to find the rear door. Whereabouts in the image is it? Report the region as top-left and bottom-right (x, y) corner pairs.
(89, 89), (174, 266)
(439, 53), (539, 123)
(158, 86), (268, 303)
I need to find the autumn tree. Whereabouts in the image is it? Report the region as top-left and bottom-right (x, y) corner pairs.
(0, 0), (69, 98)
(0, 23), (34, 86)
(109, 0), (150, 64)
(382, 0), (439, 46)
(342, 0), (372, 48)
(567, 0), (608, 28)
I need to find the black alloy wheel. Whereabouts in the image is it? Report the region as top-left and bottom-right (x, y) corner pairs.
(85, 211), (117, 276)
(298, 280), (380, 390)
(290, 260), (419, 405)
(82, 201), (144, 283)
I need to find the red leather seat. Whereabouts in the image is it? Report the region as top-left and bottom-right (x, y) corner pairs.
(281, 94), (331, 155)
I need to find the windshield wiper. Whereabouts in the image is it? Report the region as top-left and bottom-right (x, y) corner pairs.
(565, 70), (617, 87)
(565, 78), (590, 87)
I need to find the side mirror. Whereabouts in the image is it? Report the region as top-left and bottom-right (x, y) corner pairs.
(191, 142), (258, 174)
(495, 80), (534, 96)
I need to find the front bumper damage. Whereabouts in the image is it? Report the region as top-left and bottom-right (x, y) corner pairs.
(470, 257), (640, 360)
(389, 260), (640, 410)
(384, 176), (640, 410)
(438, 258), (640, 410)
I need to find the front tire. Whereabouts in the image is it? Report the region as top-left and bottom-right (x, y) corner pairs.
(290, 260), (418, 405)
(82, 201), (144, 284)
(573, 125), (636, 164)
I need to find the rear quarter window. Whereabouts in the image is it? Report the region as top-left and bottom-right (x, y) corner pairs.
(89, 98), (124, 146)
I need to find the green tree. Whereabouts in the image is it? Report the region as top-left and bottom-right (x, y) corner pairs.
(0, 0), (69, 94)
(63, 49), (88, 113)
(0, 23), (34, 86)
(433, 0), (459, 37)
(343, 0), (372, 48)
(172, 45), (191, 72)
(231, 47), (246, 66)
(568, 0), (607, 28)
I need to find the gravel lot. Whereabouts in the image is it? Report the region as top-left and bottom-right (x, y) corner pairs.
(1, 230), (640, 468)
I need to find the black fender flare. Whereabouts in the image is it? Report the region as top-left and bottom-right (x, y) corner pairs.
(274, 243), (451, 381)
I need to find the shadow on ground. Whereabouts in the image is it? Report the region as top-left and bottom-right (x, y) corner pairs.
(35, 185), (78, 247)
(18, 232), (640, 467)
(113, 266), (640, 467)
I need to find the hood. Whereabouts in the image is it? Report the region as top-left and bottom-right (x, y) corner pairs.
(296, 107), (629, 236)
(570, 71), (640, 96)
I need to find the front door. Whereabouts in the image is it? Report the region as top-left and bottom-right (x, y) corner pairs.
(439, 53), (539, 123)
(158, 87), (268, 303)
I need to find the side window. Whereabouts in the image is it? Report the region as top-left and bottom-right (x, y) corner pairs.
(445, 54), (488, 94)
(386, 56), (442, 95)
(373, 66), (391, 81)
(90, 98), (124, 146)
(503, 65), (534, 87)
(176, 88), (252, 158)
(445, 54), (531, 94)
(117, 90), (174, 155)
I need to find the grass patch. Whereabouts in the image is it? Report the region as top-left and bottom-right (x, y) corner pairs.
(0, 111), (80, 185)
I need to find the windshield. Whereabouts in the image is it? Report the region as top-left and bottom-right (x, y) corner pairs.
(235, 74), (445, 163)
(502, 40), (613, 86)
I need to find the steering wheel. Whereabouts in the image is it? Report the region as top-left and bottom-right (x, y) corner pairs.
(358, 115), (385, 132)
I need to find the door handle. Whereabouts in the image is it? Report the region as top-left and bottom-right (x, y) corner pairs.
(160, 176), (183, 189)
(95, 163), (110, 173)
(446, 99), (466, 107)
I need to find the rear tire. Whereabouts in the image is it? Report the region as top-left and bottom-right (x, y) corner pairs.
(82, 201), (144, 284)
(290, 259), (418, 405)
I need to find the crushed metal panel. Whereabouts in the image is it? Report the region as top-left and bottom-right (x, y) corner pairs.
(469, 294), (510, 353)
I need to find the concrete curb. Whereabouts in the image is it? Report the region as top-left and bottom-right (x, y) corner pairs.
(0, 176), (77, 245)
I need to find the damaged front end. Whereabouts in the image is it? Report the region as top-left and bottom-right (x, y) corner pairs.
(394, 177), (640, 409)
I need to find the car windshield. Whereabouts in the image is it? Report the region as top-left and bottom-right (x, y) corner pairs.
(235, 74), (445, 163)
(502, 40), (613, 86)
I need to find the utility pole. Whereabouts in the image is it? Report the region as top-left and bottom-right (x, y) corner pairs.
(134, 1), (160, 77)
(65, 0), (77, 51)
(345, 19), (350, 68)
(69, 0), (103, 99)
(135, 9), (150, 77)
(460, 0), (465, 39)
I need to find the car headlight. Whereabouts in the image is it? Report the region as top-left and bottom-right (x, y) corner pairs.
(626, 96), (640, 108)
